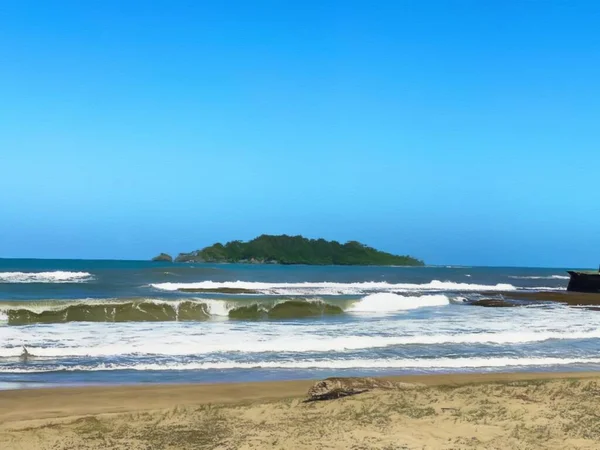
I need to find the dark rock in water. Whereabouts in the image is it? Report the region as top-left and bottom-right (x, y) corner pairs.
(306, 377), (423, 402)
(470, 299), (521, 308)
(488, 290), (600, 306)
(152, 253), (173, 262)
(567, 271), (600, 293)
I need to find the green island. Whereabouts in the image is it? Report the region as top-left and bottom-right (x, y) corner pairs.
(161, 234), (423, 266)
(151, 252), (173, 263)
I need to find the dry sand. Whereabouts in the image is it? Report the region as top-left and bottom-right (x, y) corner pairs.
(2, 372), (600, 449)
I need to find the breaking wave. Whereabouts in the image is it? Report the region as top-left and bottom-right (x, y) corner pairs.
(0, 271), (92, 283)
(0, 293), (450, 325)
(0, 299), (346, 325)
(151, 280), (518, 295)
(347, 293), (449, 312)
(1, 300), (211, 325)
(4, 357), (600, 373)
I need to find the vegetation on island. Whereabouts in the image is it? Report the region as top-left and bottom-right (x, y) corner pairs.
(172, 234), (423, 266)
(151, 253), (173, 262)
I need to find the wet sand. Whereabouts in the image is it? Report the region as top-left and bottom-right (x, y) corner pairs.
(2, 372), (600, 449)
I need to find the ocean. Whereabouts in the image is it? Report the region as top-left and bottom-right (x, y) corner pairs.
(0, 259), (596, 390)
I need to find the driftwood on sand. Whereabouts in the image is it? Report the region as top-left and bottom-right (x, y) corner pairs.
(306, 377), (424, 402)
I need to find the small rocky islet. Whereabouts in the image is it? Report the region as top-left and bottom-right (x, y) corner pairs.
(151, 253), (173, 262)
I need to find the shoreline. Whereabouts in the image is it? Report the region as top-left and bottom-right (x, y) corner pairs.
(2, 371), (599, 424)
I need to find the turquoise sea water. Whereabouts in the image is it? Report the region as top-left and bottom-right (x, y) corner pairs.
(1, 259), (596, 390)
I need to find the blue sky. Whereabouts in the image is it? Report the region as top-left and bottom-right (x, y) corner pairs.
(0, 1), (598, 267)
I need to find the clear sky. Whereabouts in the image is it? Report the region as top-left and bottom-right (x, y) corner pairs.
(0, 1), (598, 267)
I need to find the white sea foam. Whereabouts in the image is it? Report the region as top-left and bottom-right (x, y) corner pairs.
(151, 280), (519, 295)
(3, 328), (600, 358)
(4, 356), (600, 373)
(3, 298), (599, 376)
(509, 275), (570, 280)
(202, 299), (232, 317)
(0, 271), (93, 283)
(347, 293), (450, 312)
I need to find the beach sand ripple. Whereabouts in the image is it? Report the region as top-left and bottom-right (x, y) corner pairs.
(1, 373), (600, 449)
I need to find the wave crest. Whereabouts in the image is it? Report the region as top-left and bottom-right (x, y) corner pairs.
(0, 298), (347, 325)
(0, 271), (92, 283)
(3, 300), (210, 325)
(0, 292), (451, 325)
(347, 293), (450, 312)
(151, 280), (518, 295)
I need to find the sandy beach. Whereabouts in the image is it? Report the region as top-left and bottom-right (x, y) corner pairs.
(2, 372), (600, 449)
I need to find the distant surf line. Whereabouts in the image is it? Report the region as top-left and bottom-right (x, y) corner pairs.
(0, 271), (93, 283)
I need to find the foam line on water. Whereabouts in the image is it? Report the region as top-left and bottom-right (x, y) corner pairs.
(0, 271), (93, 283)
(5, 356), (600, 373)
(3, 329), (600, 357)
(509, 275), (570, 280)
(348, 293), (449, 312)
(151, 280), (519, 295)
(0, 298), (207, 314)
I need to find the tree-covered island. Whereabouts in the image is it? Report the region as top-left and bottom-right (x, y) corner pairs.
(162, 234), (423, 266)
